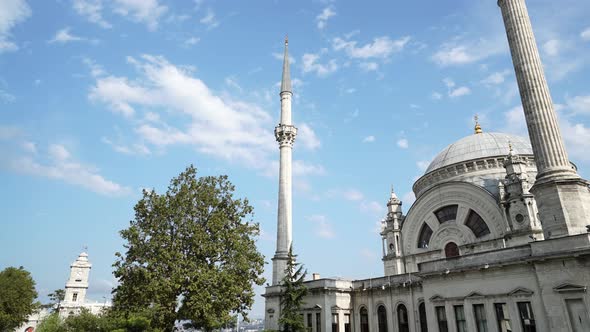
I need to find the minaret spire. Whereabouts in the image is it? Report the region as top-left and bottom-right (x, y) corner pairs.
(498, 0), (590, 238)
(272, 37), (297, 285)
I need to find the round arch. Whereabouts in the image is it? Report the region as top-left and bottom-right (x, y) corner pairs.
(402, 181), (506, 255)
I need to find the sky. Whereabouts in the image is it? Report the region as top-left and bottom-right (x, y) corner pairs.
(1, 0), (590, 319)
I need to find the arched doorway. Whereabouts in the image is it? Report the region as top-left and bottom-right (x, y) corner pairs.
(360, 307), (369, 332)
(398, 304), (410, 332)
(419, 302), (428, 332)
(444, 242), (460, 258)
(377, 305), (388, 332)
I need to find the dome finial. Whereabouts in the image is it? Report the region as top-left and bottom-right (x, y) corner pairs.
(508, 141), (515, 156)
(474, 115), (483, 134)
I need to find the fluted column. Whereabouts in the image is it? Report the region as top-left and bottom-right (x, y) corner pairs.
(499, 0), (590, 238)
(498, 0), (575, 181)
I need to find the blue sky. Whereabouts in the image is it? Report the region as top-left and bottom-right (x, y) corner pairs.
(1, 0), (590, 318)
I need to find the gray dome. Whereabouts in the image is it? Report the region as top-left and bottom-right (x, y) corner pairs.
(425, 132), (533, 174)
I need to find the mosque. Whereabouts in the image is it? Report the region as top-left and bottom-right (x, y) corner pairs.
(264, 0), (590, 331)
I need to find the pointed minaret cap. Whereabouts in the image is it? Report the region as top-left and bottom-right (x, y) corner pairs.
(474, 115), (483, 134)
(280, 35), (292, 94)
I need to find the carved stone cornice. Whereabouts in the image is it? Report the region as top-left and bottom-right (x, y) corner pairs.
(274, 124), (297, 147)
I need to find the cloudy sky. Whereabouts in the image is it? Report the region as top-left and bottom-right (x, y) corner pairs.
(1, 0), (590, 318)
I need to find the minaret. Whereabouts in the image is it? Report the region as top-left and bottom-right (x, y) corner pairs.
(272, 37), (297, 285)
(498, 0), (590, 238)
(61, 251), (92, 316)
(382, 187), (405, 276)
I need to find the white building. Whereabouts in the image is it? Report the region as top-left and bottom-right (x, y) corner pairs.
(264, 1), (590, 331)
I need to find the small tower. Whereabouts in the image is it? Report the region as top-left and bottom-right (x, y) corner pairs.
(60, 251), (92, 316)
(382, 187), (406, 275)
(500, 144), (543, 241)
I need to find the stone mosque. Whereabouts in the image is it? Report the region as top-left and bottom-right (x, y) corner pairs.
(264, 0), (590, 331)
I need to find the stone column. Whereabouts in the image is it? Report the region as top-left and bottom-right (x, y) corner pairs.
(498, 0), (590, 238)
(271, 38), (297, 285)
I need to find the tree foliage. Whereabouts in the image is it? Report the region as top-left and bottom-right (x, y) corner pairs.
(0, 266), (38, 331)
(36, 309), (154, 332)
(42, 289), (65, 313)
(279, 246), (308, 332)
(112, 165), (265, 332)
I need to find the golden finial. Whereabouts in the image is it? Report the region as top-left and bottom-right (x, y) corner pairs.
(474, 115), (483, 134)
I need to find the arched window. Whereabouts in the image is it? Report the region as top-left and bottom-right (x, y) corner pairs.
(465, 210), (490, 238)
(418, 223), (433, 249)
(434, 205), (458, 223)
(398, 304), (409, 332)
(360, 307), (369, 332)
(419, 302), (429, 332)
(445, 242), (460, 258)
(377, 305), (388, 332)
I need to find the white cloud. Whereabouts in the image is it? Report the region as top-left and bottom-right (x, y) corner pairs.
(582, 28), (590, 41)
(302, 53), (338, 77)
(543, 39), (561, 57)
(561, 118), (590, 162)
(101, 137), (151, 156)
(402, 191), (416, 206)
(481, 70), (511, 86)
(432, 38), (505, 67)
(449, 86), (471, 98)
(342, 189), (364, 201)
(333, 35), (410, 59)
(298, 123), (321, 150)
(360, 200), (383, 216)
(48, 27), (93, 44)
(397, 138), (408, 149)
(72, 0), (112, 29)
(21, 141), (36, 154)
(199, 8), (219, 29)
(83, 58), (106, 78)
(184, 37), (200, 46)
(0, 89), (15, 103)
(502, 105), (527, 135)
(224, 76), (243, 93)
(416, 160), (430, 172)
(566, 95), (590, 115)
(362, 135), (375, 143)
(316, 6), (336, 30)
(0, 0), (31, 53)
(112, 0), (167, 30)
(272, 52), (296, 64)
(431, 92), (443, 100)
(359, 62), (378, 72)
(292, 159), (325, 176)
(307, 215), (335, 239)
(9, 143), (130, 196)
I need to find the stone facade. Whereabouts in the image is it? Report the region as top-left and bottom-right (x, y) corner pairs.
(264, 1), (590, 331)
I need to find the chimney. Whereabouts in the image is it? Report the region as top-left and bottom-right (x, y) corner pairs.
(312, 273), (321, 280)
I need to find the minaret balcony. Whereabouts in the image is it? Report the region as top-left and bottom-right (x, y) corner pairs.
(274, 124), (297, 147)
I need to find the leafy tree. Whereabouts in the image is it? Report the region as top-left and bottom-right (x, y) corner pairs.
(279, 246), (308, 332)
(112, 165), (265, 332)
(0, 266), (38, 331)
(42, 289), (65, 312)
(35, 313), (63, 332)
(36, 309), (156, 332)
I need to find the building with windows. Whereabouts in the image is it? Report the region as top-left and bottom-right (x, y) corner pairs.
(264, 0), (590, 331)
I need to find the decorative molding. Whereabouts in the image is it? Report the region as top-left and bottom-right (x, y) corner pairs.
(553, 283), (587, 293)
(508, 287), (534, 296)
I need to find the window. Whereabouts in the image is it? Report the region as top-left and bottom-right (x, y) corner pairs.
(494, 303), (512, 332)
(435, 205), (458, 223)
(72, 293), (78, 302)
(465, 210), (491, 238)
(316, 312), (321, 332)
(419, 302), (428, 332)
(454, 305), (467, 332)
(517, 302), (536, 332)
(444, 242), (460, 258)
(398, 304), (409, 332)
(418, 223), (433, 249)
(307, 313), (313, 332)
(436, 306), (448, 332)
(473, 304), (488, 332)
(344, 314), (351, 332)
(377, 305), (388, 332)
(332, 313), (339, 332)
(360, 307), (369, 332)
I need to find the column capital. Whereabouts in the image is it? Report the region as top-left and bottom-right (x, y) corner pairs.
(274, 124), (297, 147)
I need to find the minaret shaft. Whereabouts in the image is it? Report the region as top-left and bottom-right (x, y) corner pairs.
(272, 39), (297, 285)
(499, 0), (590, 238)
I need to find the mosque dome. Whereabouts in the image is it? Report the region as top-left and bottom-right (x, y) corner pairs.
(425, 132), (533, 174)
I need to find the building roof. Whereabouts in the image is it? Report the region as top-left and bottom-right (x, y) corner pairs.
(425, 132), (533, 174)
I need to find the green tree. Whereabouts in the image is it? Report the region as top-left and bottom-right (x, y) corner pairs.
(0, 266), (38, 331)
(279, 246), (308, 332)
(35, 313), (64, 332)
(112, 165), (265, 332)
(42, 289), (65, 313)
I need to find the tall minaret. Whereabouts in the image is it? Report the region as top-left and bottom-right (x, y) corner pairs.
(272, 37), (297, 285)
(498, 0), (590, 238)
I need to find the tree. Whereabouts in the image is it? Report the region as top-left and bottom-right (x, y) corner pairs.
(279, 246), (308, 332)
(112, 165), (265, 332)
(42, 289), (65, 313)
(0, 266), (38, 331)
